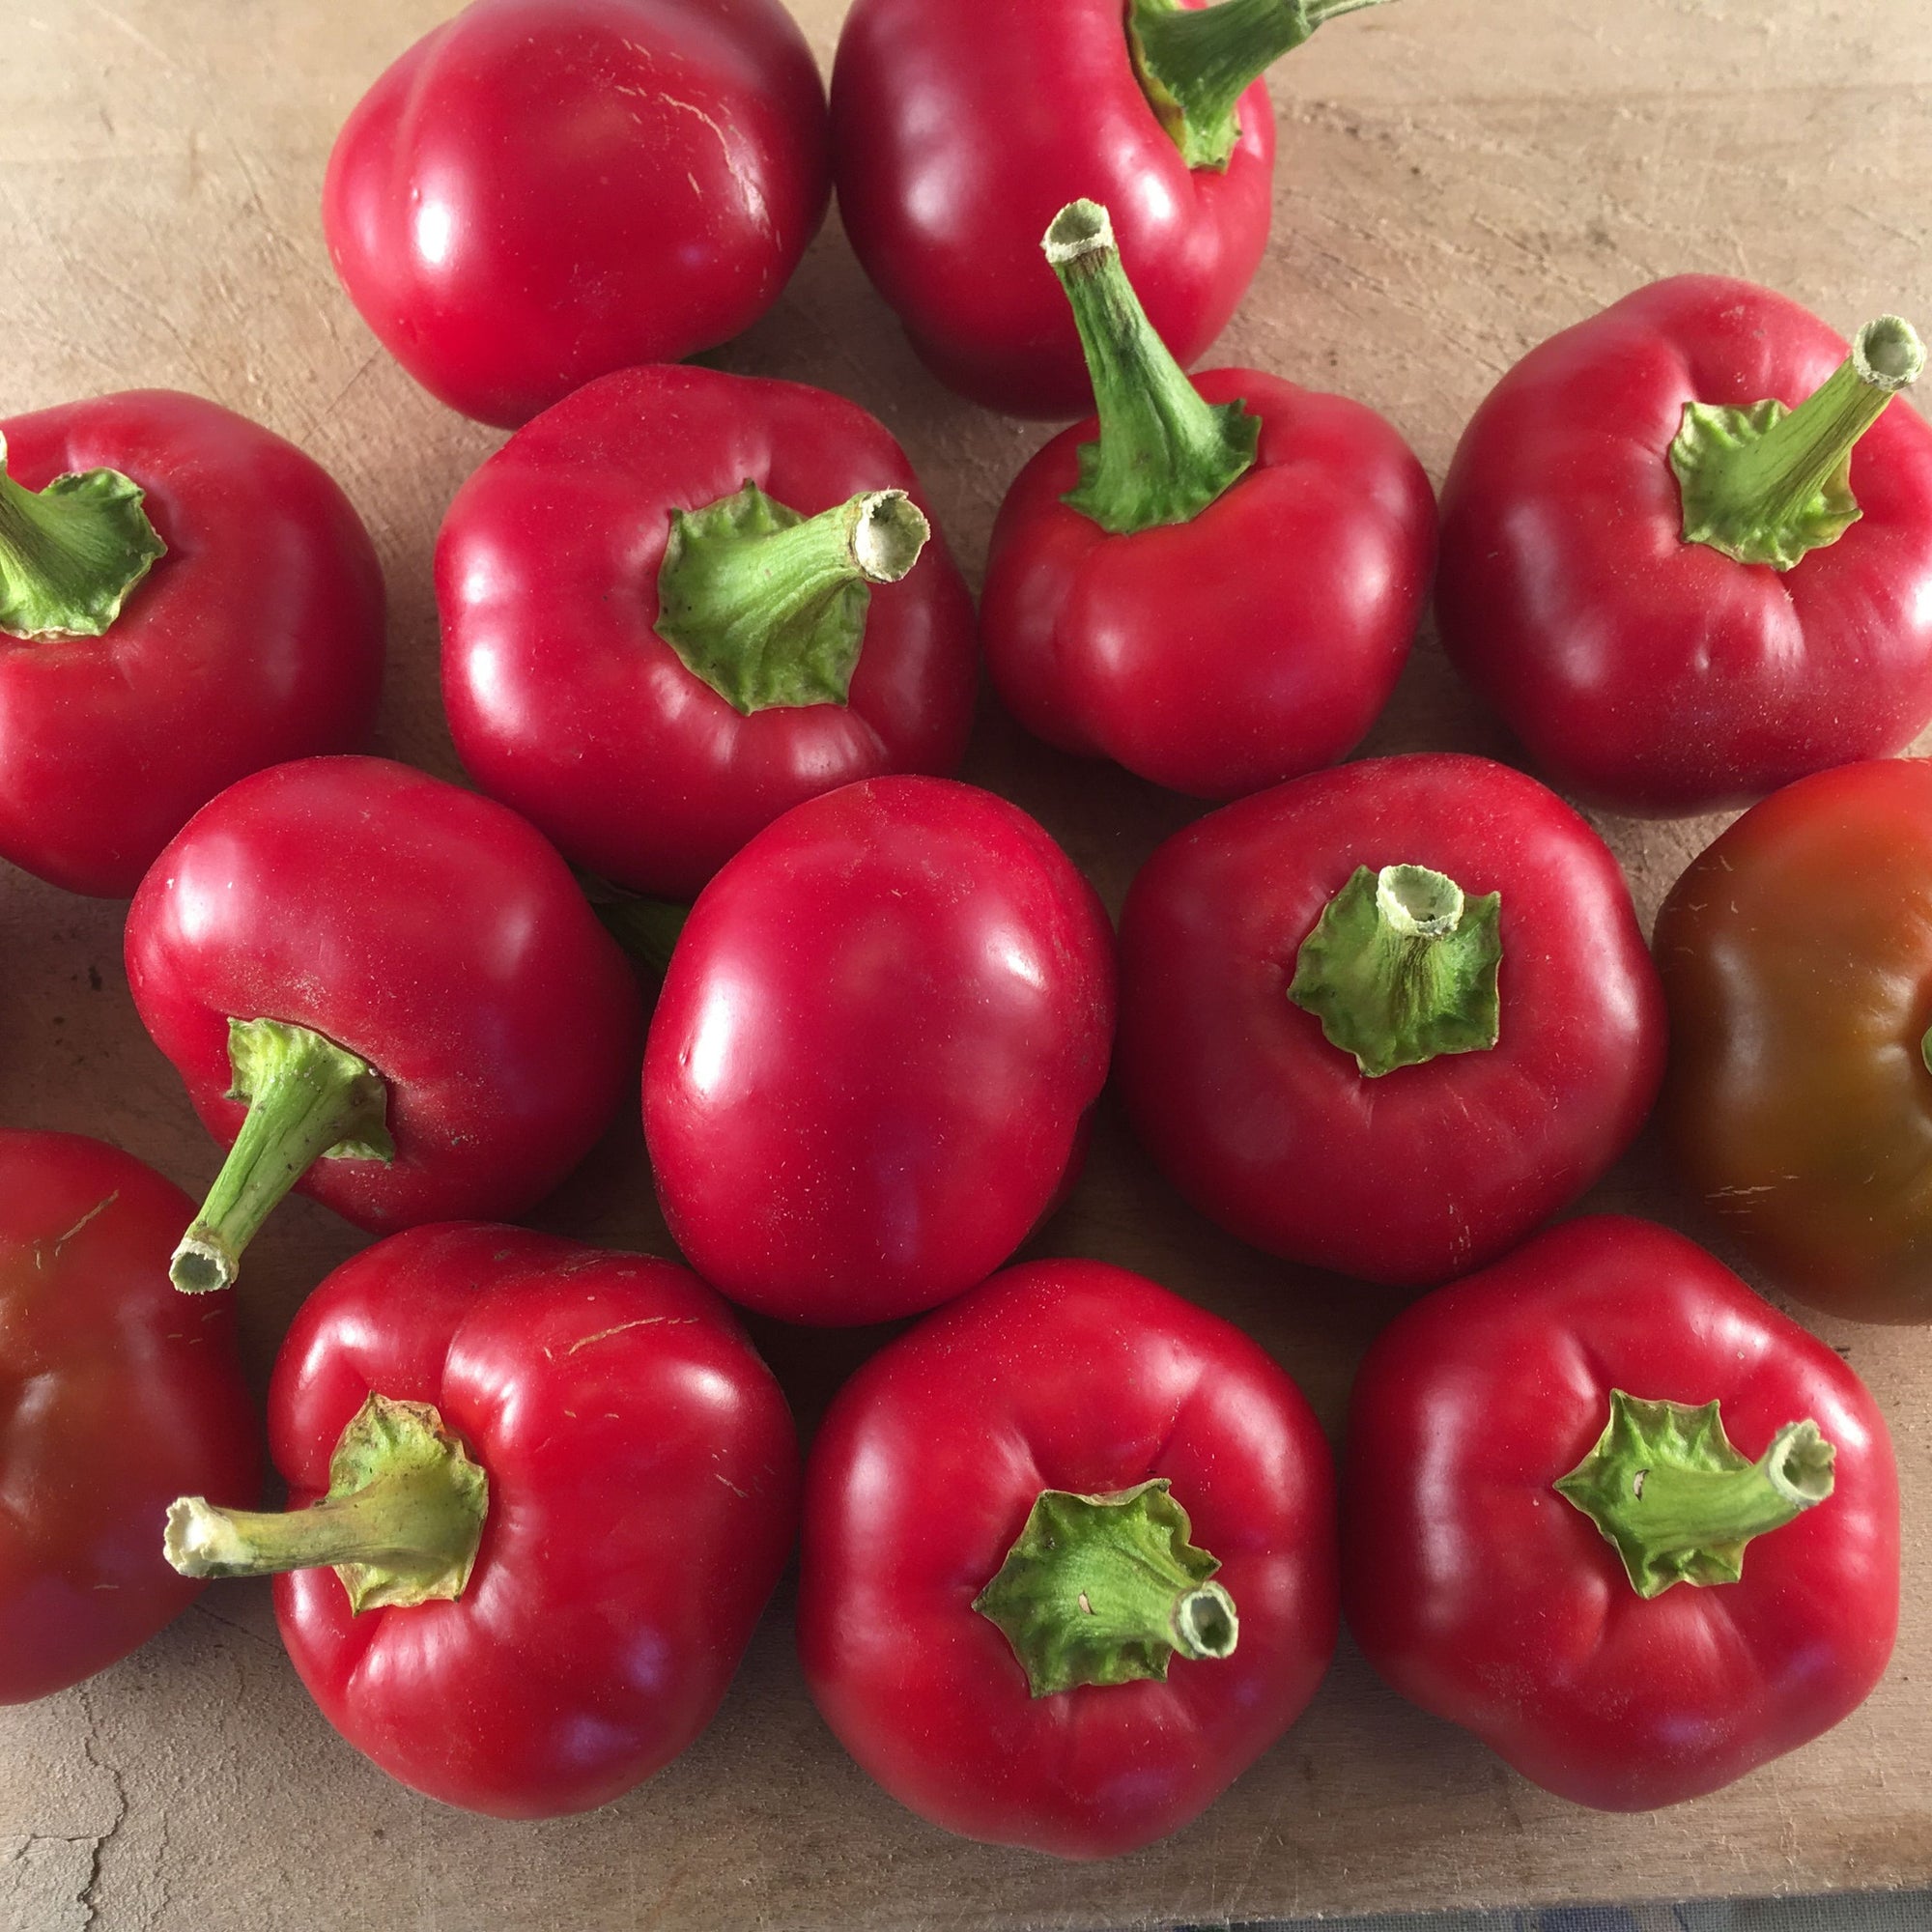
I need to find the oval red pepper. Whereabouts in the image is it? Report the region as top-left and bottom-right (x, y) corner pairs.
(0, 391), (384, 895)
(1436, 276), (1932, 814)
(439, 364), (978, 901)
(324, 0), (830, 428)
(1654, 758), (1932, 1323)
(1345, 1215), (1900, 1810)
(1117, 753), (1664, 1285)
(0, 1130), (259, 1705)
(798, 1258), (1337, 1858)
(830, 0), (1391, 417)
(644, 777), (1117, 1325)
(983, 202), (1434, 799)
(163, 1223), (797, 1817)
(126, 756), (641, 1296)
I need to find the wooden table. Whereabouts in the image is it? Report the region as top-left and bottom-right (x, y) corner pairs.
(4, 2), (1930, 1925)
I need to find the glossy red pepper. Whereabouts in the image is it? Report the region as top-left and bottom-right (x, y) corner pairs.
(163, 1224), (797, 1817)
(983, 202), (1434, 798)
(798, 1258), (1337, 1857)
(644, 777), (1117, 1325)
(125, 756), (641, 1297)
(831, 0), (1392, 417)
(1345, 1216), (1900, 1810)
(1, 1130), (259, 1705)
(0, 391), (384, 895)
(325, 0), (830, 428)
(1436, 276), (1932, 814)
(1117, 754), (1664, 1285)
(440, 364), (978, 901)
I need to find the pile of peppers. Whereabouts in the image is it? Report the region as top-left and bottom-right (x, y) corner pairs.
(2, 0), (1929, 1874)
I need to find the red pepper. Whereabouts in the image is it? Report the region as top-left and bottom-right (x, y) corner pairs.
(983, 202), (1434, 798)
(1117, 754), (1664, 1285)
(798, 1258), (1337, 1858)
(324, 0), (830, 428)
(439, 365), (978, 901)
(831, 0), (1393, 417)
(163, 1224), (797, 1817)
(1436, 277), (1932, 814)
(1345, 1216), (1900, 1810)
(0, 391), (384, 895)
(125, 756), (641, 1297)
(644, 777), (1116, 1325)
(0, 1130), (259, 1705)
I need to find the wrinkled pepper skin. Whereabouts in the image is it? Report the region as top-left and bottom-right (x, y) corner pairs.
(830, 0), (1275, 417)
(983, 368), (1435, 798)
(0, 1131), (259, 1704)
(644, 778), (1117, 1325)
(325, 0), (831, 427)
(1656, 758), (1932, 1323)
(0, 391), (384, 895)
(1117, 754), (1664, 1285)
(271, 1225), (799, 1817)
(439, 365), (978, 901)
(126, 756), (641, 1235)
(799, 1259), (1338, 1857)
(1436, 277), (1932, 814)
(1345, 1216), (1900, 1810)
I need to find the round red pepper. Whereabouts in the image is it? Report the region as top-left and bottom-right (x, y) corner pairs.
(0, 391), (384, 895)
(439, 364), (978, 901)
(983, 202), (1434, 798)
(1654, 758), (1932, 1323)
(1436, 276), (1932, 814)
(798, 1258), (1337, 1858)
(1345, 1215), (1900, 1810)
(126, 756), (641, 1296)
(324, 0), (830, 428)
(830, 0), (1391, 418)
(163, 1223), (797, 1817)
(1117, 753), (1664, 1285)
(644, 777), (1117, 1325)
(0, 1130), (259, 1705)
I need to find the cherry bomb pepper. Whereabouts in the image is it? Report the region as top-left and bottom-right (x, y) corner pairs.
(983, 202), (1434, 800)
(1117, 753), (1664, 1285)
(125, 756), (642, 1294)
(798, 1259), (1338, 1858)
(1345, 1217), (1900, 1810)
(832, 0), (1396, 417)
(1436, 276), (1932, 814)
(165, 1225), (798, 1817)
(1, 1130), (259, 1704)
(0, 390), (384, 895)
(439, 364), (978, 902)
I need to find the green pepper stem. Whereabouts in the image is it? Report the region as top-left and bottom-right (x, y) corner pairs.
(1672, 316), (1925, 571)
(654, 483), (929, 715)
(582, 882), (690, 977)
(1129, 0), (1396, 171)
(171, 1018), (393, 1295)
(1288, 863), (1503, 1077)
(0, 429), (167, 640)
(164, 1394), (487, 1614)
(1044, 201), (1259, 536)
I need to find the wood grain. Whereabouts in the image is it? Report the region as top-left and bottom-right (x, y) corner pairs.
(2, 2), (1930, 1926)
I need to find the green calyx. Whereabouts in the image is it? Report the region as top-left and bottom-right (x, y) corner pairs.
(170, 1017), (394, 1296)
(164, 1392), (489, 1613)
(972, 1478), (1239, 1698)
(0, 428), (166, 641)
(1044, 200), (1260, 536)
(1672, 315), (1925, 571)
(1128, 0), (1396, 172)
(1288, 864), (1502, 1077)
(654, 480), (930, 715)
(1555, 1390), (1836, 1600)
(580, 877), (690, 977)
